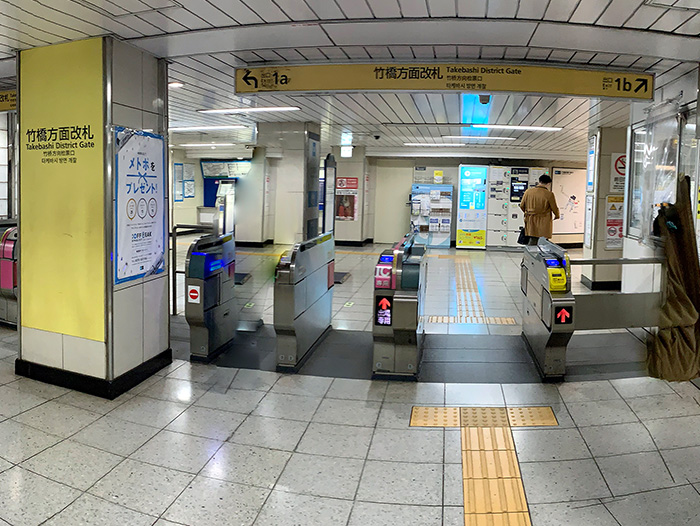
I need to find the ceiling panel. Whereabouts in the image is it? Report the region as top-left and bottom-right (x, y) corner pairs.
(624, 5), (665, 28)
(244, 0), (289, 23)
(569, 0), (614, 24)
(399, 0), (428, 17)
(543, 0), (579, 21)
(367, 0), (401, 18)
(650, 8), (695, 31)
(596, 0), (644, 27)
(427, 0), (456, 17)
(335, 0), (373, 18)
(487, 0), (518, 18)
(203, 0), (263, 24)
(456, 0), (487, 17)
(517, 0), (549, 19)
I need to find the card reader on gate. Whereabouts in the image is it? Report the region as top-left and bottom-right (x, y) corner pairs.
(545, 258), (568, 292)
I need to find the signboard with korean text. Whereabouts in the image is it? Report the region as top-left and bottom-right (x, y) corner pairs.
(457, 165), (488, 249)
(115, 127), (166, 284)
(236, 64), (654, 100)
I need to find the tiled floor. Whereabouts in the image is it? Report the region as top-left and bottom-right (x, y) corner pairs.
(0, 334), (698, 526)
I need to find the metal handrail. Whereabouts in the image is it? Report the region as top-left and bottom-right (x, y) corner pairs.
(171, 223), (214, 315)
(569, 257), (665, 266)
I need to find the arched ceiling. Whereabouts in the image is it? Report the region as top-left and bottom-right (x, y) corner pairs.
(0, 0), (698, 158)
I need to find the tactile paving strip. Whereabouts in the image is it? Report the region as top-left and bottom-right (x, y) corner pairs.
(462, 427), (515, 451)
(464, 513), (532, 526)
(409, 406), (461, 428)
(461, 407), (510, 427)
(463, 478), (529, 514)
(426, 315), (517, 325)
(507, 406), (558, 427)
(463, 449), (522, 479)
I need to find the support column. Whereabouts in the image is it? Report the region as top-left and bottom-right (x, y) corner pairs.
(258, 122), (321, 244)
(332, 146), (371, 245)
(17, 37), (170, 398)
(581, 127), (627, 290)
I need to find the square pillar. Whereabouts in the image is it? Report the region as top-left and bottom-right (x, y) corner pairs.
(16, 37), (170, 398)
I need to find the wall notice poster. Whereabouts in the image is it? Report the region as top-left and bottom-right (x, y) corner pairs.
(115, 127), (166, 284)
(183, 164), (196, 198)
(456, 165), (488, 249)
(552, 168), (586, 234)
(587, 134), (597, 193)
(584, 194), (594, 248)
(335, 176), (358, 221)
(610, 153), (626, 193)
(605, 195), (624, 249)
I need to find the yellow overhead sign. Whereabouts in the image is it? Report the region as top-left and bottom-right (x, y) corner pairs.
(235, 63), (654, 100)
(0, 90), (16, 111)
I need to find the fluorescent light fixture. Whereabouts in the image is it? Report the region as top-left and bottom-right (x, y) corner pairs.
(404, 143), (475, 147)
(170, 125), (247, 132)
(178, 143), (236, 147)
(199, 106), (301, 114)
(168, 81), (184, 88)
(471, 124), (562, 132)
(341, 132), (353, 146)
(442, 136), (516, 141)
(340, 145), (354, 157)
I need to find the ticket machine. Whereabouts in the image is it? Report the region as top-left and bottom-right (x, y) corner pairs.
(372, 234), (426, 377)
(184, 233), (237, 361)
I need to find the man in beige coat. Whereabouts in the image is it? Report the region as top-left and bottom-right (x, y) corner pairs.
(520, 174), (560, 243)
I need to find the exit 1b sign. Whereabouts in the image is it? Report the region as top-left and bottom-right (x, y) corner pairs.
(554, 306), (573, 325)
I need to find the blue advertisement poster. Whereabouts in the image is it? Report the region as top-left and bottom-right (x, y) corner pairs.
(457, 165), (488, 249)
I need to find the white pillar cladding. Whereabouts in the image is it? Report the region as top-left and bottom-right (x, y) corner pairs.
(258, 122), (321, 244)
(581, 127), (627, 290)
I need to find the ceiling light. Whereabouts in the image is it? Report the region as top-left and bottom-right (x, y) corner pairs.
(441, 136), (516, 141)
(169, 125), (248, 132)
(178, 143), (236, 147)
(471, 124), (562, 132)
(404, 143), (478, 147)
(168, 81), (184, 88)
(199, 106), (301, 114)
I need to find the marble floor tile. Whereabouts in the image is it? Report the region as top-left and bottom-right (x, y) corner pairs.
(520, 459), (611, 504)
(89, 458), (193, 516)
(164, 475), (268, 526)
(368, 428), (444, 463)
(194, 387), (265, 414)
(275, 452), (364, 499)
(230, 369), (280, 392)
(201, 442), (290, 489)
(597, 451), (677, 496)
(42, 494), (155, 526)
(445, 383), (504, 406)
(108, 396), (188, 429)
(579, 422), (656, 457)
(557, 381), (622, 403)
(0, 467), (81, 526)
(530, 500), (619, 526)
(566, 399), (639, 427)
(130, 429), (222, 474)
(348, 502), (443, 526)
(296, 422), (374, 459)
(165, 405), (246, 441)
(325, 378), (387, 401)
(252, 392), (323, 422)
(140, 378), (209, 404)
(312, 398), (381, 427)
(603, 485), (700, 526)
(356, 461), (442, 505)
(512, 428), (591, 462)
(72, 416), (160, 456)
(12, 401), (101, 438)
(270, 375), (333, 398)
(230, 415), (308, 451)
(0, 419), (62, 463)
(253, 489), (352, 526)
(0, 385), (48, 418)
(21, 440), (122, 490)
(610, 377), (675, 399)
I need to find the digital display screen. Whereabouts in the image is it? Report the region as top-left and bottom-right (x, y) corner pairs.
(510, 178), (528, 203)
(380, 255), (394, 263)
(459, 165), (488, 210)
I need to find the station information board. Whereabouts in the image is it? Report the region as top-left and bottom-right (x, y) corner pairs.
(235, 64), (654, 100)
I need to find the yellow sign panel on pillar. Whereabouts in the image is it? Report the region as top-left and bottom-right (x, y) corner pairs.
(236, 63), (654, 100)
(0, 90), (16, 112)
(20, 38), (106, 342)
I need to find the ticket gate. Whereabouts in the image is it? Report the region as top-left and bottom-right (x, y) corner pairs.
(184, 233), (237, 361)
(274, 232), (335, 371)
(372, 234), (427, 378)
(0, 224), (17, 325)
(521, 239), (663, 380)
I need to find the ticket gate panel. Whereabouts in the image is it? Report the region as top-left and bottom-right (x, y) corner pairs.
(274, 232), (334, 371)
(185, 234), (238, 361)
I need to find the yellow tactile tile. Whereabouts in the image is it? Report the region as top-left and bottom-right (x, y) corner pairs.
(460, 407), (510, 427)
(462, 427), (515, 451)
(508, 406), (559, 427)
(464, 512), (532, 526)
(463, 449), (522, 479)
(464, 477), (529, 514)
(409, 406), (461, 428)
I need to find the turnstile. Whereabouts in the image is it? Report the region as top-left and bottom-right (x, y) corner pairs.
(184, 233), (237, 361)
(0, 224), (17, 325)
(372, 234), (427, 378)
(274, 232), (334, 371)
(521, 238), (663, 380)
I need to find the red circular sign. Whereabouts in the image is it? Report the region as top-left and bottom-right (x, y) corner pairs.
(188, 288), (199, 301)
(614, 155), (626, 176)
